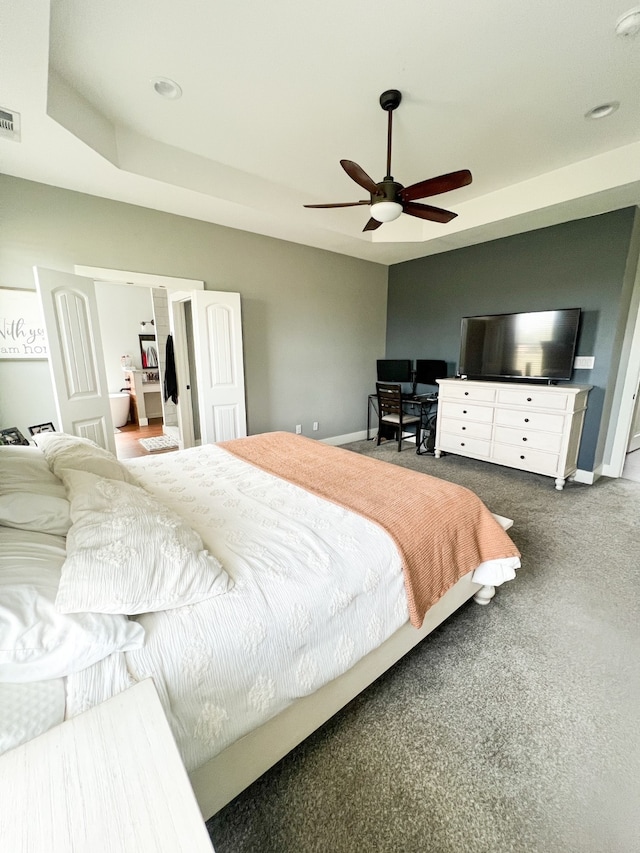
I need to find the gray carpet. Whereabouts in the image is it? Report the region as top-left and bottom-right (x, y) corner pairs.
(207, 443), (640, 853)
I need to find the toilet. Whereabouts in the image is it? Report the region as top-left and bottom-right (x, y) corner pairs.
(109, 392), (131, 428)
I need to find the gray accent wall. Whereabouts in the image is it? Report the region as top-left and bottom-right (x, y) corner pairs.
(0, 175), (388, 442)
(387, 209), (638, 471)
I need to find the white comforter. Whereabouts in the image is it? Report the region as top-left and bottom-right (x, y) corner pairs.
(66, 445), (408, 772)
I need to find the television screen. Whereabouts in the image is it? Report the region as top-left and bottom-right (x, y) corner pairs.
(376, 359), (413, 383)
(458, 308), (581, 382)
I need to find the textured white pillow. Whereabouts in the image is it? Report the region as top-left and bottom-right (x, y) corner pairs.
(0, 492), (71, 536)
(0, 527), (145, 683)
(34, 432), (138, 484)
(56, 469), (233, 615)
(0, 679), (66, 754)
(0, 446), (67, 498)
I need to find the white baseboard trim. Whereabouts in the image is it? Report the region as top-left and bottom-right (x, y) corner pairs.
(572, 466), (601, 485)
(600, 461), (625, 478)
(321, 430), (368, 446)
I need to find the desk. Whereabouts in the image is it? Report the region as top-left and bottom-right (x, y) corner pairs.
(367, 394), (438, 454)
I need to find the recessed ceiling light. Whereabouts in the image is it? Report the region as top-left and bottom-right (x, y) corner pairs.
(151, 77), (182, 100)
(585, 102), (620, 120)
(615, 7), (640, 37)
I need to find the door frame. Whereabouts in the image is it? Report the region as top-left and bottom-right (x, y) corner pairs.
(74, 267), (204, 293)
(601, 232), (640, 478)
(169, 291), (197, 450)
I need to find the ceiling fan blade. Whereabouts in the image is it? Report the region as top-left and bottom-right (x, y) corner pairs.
(363, 218), (383, 232)
(340, 160), (380, 195)
(304, 201), (370, 208)
(400, 169), (472, 203)
(402, 201), (457, 224)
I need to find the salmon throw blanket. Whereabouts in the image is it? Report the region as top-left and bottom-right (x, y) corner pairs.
(219, 433), (520, 628)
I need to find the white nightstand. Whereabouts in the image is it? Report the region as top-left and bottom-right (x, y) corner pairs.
(0, 679), (214, 852)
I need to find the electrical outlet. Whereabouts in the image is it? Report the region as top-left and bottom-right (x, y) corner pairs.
(295, 424), (302, 434)
(313, 421), (319, 431)
(574, 356), (595, 369)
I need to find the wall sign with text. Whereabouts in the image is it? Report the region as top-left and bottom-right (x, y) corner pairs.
(0, 288), (48, 359)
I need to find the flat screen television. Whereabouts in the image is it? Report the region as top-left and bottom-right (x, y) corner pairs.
(458, 308), (581, 382)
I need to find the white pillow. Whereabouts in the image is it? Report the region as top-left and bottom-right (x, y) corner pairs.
(0, 445), (67, 498)
(55, 469), (233, 615)
(0, 526), (145, 683)
(0, 679), (66, 755)
(0, 492), (71, 536)
(34, 432), (138, 484)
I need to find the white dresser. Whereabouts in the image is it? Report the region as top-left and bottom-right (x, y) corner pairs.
(435, 379), (592, 489)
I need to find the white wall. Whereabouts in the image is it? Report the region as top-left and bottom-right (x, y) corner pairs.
(95, 281), (155, 393)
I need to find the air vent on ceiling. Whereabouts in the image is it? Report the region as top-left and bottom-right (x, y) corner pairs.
(0, 107), (21, 142)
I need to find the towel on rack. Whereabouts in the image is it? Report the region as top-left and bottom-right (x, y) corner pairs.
(164, 334), (178, 404)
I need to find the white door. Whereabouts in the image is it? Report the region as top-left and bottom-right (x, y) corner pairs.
(34, 267), (116, 454)
(169, 291), (196, 450)
(191, 290), (247, 443)
(628, 388), (640, 453)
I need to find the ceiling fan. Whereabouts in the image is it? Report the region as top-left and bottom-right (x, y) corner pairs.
(304, 89), (472, 232)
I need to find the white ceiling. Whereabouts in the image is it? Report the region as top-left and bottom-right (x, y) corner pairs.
(1, 0), (639, 265)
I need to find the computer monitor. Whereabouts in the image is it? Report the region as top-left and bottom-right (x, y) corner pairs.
(414, 359), (447, 387)
(376, 359), (413, 383)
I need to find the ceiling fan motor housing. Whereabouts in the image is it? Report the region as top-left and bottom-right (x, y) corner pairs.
(372, 179), (403, 204)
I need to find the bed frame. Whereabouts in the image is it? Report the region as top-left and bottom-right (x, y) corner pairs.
(190, 570), (501, 819)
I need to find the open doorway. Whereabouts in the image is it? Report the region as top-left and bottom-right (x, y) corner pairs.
(75, 265), (206, 459)
(39, 265), (246, 455)
(95, 281), (174, 459)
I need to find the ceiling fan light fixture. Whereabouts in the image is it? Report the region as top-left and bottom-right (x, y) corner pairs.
(371, 201), (403, 222)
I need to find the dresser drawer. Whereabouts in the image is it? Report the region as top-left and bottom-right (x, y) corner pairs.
(494, 408), (565, 433)
(439, 418), (493, 440)
(440, 433), (491, 458)
(494, 425), (563, 453)
(440, 401), (494, 423)
(496, 388), (569, 411)
(492, 442), (560, 475)
(441, 383), (496, 403)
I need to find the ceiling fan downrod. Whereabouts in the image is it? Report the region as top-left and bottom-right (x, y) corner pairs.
(379, 89), (402, 181)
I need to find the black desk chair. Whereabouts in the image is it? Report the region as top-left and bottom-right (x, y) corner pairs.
(375, 382), (420, 452)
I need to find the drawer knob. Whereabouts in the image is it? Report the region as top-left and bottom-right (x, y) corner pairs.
(524, 418), (530, 423)
(461, 442), (465, 447)
(463, 409), (467, 414)
(464, 391), (469, 396)
(522, 437), (527, 442)
(461, 426), (466, 431)
(527, 397), (532, 402)
(520, 455), (525, 460)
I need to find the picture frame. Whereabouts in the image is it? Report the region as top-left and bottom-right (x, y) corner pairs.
(0, 288), (48, 359)
(0, 426), (30, 446)
(28, 422), (56, 435)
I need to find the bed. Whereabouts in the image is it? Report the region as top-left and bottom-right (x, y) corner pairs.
(0, 431), (520, 819)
